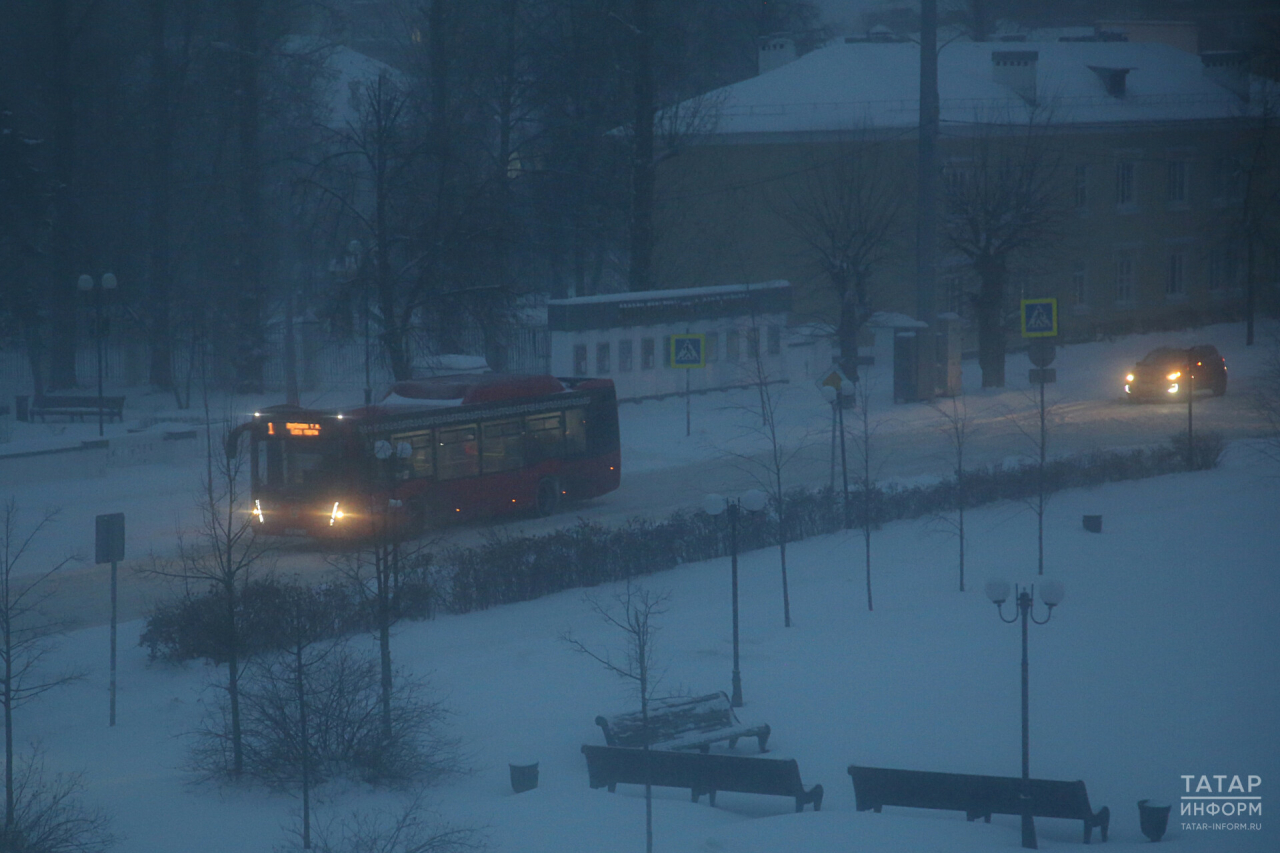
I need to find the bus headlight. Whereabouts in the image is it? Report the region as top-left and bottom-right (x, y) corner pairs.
(330, 501), (345, 526)
(252, 500), (264, 523)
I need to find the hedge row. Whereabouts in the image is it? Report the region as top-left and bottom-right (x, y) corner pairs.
(438, 432), (1223, 614)
(143, 432), (1222, 663)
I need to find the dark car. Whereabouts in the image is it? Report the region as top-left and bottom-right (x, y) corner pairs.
(1124, 345), (1227, 400)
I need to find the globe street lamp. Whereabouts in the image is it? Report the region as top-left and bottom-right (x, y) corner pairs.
(703, 489), (768, 707)
(77, 273), (118, 437)
(985, 578), (1065, 850)
(821, 379), (855, 527)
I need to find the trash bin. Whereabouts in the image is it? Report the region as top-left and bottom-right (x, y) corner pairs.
(1083, 515), (1103, 533)
(1138, 799), (1171, 841)
(509, 761), (539, 794)
(15, 395), (29, 423)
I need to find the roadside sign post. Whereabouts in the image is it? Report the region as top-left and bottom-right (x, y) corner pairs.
(95, 513), (125, 726)
(1021, 299), (1057, 576)
(671, 334), (706, 437)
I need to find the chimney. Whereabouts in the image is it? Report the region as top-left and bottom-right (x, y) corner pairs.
(1088, 65), (1133, 97)
(758, 35), (797, 75)
(992, 50), (1038, 103)
(1201, 50), (1250, 102)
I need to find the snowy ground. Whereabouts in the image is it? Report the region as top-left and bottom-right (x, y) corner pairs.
(22, 435), (1279, 852)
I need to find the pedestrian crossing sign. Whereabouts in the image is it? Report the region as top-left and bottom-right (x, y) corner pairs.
(670, 334), (706, 368)
(1020, 298), (1058, 338)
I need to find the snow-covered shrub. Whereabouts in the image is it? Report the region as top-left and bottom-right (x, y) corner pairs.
(189, 645), (459, 787)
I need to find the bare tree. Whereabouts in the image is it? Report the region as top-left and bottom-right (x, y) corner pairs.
(0, 501), (85, 844)
(772, 137), (905, 381)
(288, 791), (483, 853)
(1234, 82), (1280, 346)
(847, 378), (883, 611)
(931, 394), (974, 591)
(721, 325), (806, 627)
(5, 749), (114, 853)
(142, 428), (270, 777)
(562, 584), (669, 853)
(309, 72), (424, 382)
(943, 109), (1065, 387)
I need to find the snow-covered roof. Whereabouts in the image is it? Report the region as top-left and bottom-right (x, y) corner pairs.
(548, 281), (790, 331)
(282, 36), (401, 130)
(693, 40), (1257, 138)
(548, 279), (788, 307)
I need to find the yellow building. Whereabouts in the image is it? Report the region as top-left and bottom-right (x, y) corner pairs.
(653, 39), (1271, 345)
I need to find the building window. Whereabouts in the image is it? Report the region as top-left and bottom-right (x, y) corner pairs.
(1166, 251), (1186, 298)
(573, 343), (588, 375)
(767, 325), (781, 356)
(1167, 161), (1187, 204)
(706, 332), (719, 362)
(1074, 164), (1088, 209)
(1114, 250), (1136, 303)
(1071, 264), (1087, 307)
(1115, 161), (1135, 208)
(746, 327), (760, 360)
(726, 329), (740, 361)
(618, 339), (633, 372)
(596, 342), (610, 374)
(641, 337), (655, 369)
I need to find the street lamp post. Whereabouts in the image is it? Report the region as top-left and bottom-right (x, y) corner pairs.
(821, 380), (855, 527)
(703, 489), (768, 707)
(985, 578), (1065, 850)
(77, 273), (118, 437)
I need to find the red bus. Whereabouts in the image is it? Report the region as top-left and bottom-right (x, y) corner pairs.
(228, 375), (621, 537)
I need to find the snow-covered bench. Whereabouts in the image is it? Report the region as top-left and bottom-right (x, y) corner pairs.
(583, 745), (823, 812)
(848, 764), (1110, 844)
(594, 691), (771, 753)
(29, 394), (125, 423)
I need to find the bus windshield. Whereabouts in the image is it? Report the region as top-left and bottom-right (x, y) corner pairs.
(256, 435), (356, 495)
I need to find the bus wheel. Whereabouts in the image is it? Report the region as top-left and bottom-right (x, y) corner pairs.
(536, 477), (561, 517)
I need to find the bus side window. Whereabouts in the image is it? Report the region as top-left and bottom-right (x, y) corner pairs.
(481, 419), (523, 473)
(524, 413), (563, 465)
(392, 430), (434, 480)
(437, 426), (479, 480)
(564, 408), (587, 456)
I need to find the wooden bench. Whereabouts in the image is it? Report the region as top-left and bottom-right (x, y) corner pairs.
(29, 395), (125, 423)
(583, 745), (823, 812)
(848, 764), (1110, 844)
(595, 692), (771, 753)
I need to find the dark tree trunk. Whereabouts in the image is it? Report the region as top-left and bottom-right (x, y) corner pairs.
(224, 582), (243, 775)
(46, 0), (80, 391)
(975, 257), (1007, 388)
(628, 0), (655, 292)
(233, 0), (265, 393)
(148, 0), (175, 391)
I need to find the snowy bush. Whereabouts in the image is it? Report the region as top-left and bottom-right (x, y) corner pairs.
(3, 750), (115, 853)
(188, 644), (459, 787)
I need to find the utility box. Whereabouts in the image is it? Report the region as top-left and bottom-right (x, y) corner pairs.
(893, 331), (919, 403)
